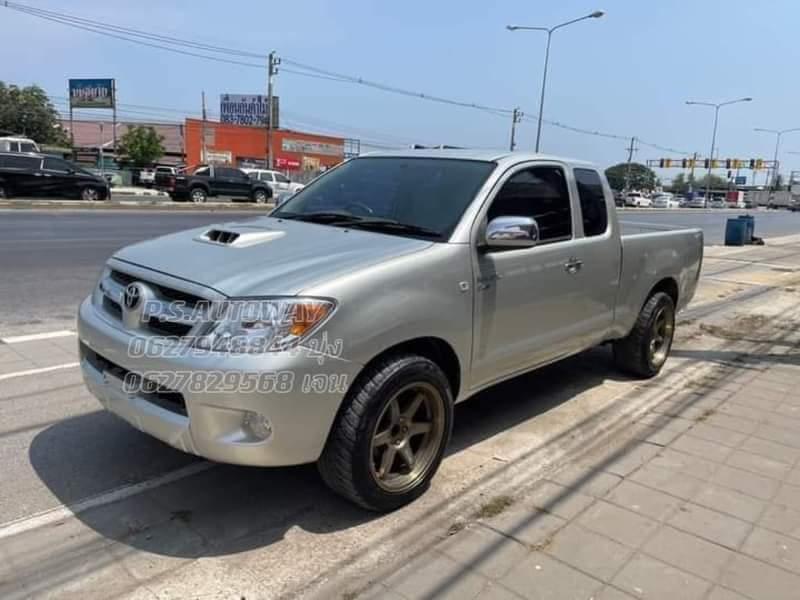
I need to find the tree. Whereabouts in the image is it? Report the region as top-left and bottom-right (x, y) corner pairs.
(117, 126), (165, 167)
(0, 82), (70, 146)
(693, 173), (728, 190)
(604, 162), (658, 191)
(669, 172), (696, 194)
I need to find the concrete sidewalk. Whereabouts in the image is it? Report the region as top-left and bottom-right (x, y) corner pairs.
(328, 250), (800, 599)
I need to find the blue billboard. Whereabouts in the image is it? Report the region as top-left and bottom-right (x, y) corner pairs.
(69, 78), (115, 109)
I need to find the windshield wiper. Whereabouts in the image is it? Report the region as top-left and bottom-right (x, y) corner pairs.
(342, 218), (441, 238)
(274, 211), (365, 224)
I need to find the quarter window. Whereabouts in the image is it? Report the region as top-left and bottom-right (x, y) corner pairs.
(43, 157), (72, 172)
(274, 173), (289, 184)
(1, 155), (40, 169)
(574, 168), (608, 237)
(487, 166), (572, 243)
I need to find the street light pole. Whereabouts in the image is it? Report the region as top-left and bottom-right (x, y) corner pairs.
(686, 97), (752, 205)
(754, 127), (800, 191)
(507, 10), (604, 153)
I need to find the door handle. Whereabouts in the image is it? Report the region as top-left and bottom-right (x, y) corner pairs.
(564, 257), (583, 274)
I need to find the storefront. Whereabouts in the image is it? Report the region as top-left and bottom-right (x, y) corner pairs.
(184, 118), (346, 172)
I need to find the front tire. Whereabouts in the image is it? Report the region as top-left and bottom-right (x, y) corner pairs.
(190, 187), (207, 203)
(80, 186), (100, 201)
(318, 354), (453, 511)
(253, 189), (269, 204)
(613, 292), (675, 378)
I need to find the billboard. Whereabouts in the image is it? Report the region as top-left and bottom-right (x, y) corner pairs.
(282, 138), (344, 157)
(69, 78), (115, 108)
(220, 94), (279, 127)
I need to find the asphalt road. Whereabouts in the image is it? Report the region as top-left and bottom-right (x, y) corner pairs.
(1, 207), (800, 335)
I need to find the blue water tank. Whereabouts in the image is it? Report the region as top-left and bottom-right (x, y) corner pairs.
(725, 218), (748, 246)
(738, 215), (755, 241)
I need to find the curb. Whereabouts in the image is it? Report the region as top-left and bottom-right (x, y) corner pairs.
(0, 200), (274, 211)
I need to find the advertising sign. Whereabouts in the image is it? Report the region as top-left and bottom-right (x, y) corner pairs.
(69, 78), (115, 108)
(282, 138), (344, 157)
(220, 94), (279, 127)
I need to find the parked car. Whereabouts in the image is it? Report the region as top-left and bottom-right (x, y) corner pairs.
(241, 168), (305, 196)
(709, 198), (727, 209)
(156, 164), (273, 203)
(625, 191), (652, 207)
(0, 152), (109, 200)
(685, 196), (707, 208)
(77, 150), (702, 511)
(139, 168), (156, 187)
(613, 190), (625, 207)
(651, 193), (680, 209)
(0, 136), (40, 153)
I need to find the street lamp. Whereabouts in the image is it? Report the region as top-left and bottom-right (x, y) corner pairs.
(685, 97), (752, 203)
(507, 10), (605, 152)
(753, 127), (800, 190)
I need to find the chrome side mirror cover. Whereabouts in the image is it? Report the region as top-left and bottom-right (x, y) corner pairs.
(485, 216), (540, 248)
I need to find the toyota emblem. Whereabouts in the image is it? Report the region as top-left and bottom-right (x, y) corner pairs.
(123, 283), (143, 310)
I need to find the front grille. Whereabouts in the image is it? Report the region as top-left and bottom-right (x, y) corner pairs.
(102, 295), (122, 319)
(110, 270), (204, 307)
(80, 342), (188, 417)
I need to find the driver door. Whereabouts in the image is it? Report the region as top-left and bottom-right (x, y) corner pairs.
(470, 163), (584, 389)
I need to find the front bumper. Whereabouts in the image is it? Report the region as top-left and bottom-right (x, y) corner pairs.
(77, 297), (362, 466)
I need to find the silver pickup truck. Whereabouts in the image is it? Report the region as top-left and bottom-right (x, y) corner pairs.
(78, 150), (703, 511)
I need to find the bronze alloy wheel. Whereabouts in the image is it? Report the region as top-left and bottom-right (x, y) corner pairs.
(368, 382), (446, 493)
(649, 304), (675, 368)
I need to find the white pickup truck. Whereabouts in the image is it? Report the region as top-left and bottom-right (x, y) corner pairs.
(78, 150), (703, 510)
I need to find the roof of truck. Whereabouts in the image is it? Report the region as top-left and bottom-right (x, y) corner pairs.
(361, 148), (593, 166)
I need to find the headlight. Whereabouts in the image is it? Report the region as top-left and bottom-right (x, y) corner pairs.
(192, 297), (335, 354)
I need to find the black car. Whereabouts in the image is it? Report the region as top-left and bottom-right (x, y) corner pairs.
(0, 152), (110, 200)
(156, 164), (272, 203)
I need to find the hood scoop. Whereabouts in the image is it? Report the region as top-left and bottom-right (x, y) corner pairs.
(196, 226), (285, 248)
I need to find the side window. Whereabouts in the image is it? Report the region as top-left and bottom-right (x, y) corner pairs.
(20, 143), (37, 153)
(573, 168), (608, 237)
(487, 166), (572, 243)
(260, 172), (274, 182)
(43, 157), (72, 172)
(194, 167), (210, 176)
(4, 155), (40, 169)
(275, 173), (289, 184)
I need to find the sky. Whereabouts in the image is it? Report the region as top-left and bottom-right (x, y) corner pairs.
(3, 0), (800, 181)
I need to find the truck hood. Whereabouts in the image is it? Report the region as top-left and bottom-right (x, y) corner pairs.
(113, 216), (433, 297)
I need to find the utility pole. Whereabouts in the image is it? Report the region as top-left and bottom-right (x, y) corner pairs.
(509, 108), (523, 151)
(623, 136), (637, 194)
(267, 51), (280, 169)
(201, 91), (207, 164)
(688, 151), (698, 193)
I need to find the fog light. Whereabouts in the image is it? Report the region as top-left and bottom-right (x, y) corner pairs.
(243, 411), (273, 441)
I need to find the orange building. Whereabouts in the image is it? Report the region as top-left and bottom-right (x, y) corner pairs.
(184, 118), (349, 172)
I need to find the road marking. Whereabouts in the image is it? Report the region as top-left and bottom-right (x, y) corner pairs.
(0, 461), (214, 540)
(0, 363), (80, 381)
(1, 330), (76, 344)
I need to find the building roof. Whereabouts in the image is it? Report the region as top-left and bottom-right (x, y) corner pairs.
(59, 119), (184, 155)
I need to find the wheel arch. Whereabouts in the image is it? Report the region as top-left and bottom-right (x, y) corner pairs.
(647, 277), (679, 308)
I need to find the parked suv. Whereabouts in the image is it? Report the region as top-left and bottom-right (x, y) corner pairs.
(0, 136), (40, 153)
(241, 168), (305, 196)
(0, 152), (109, 200)
(157, 164), (273, 203)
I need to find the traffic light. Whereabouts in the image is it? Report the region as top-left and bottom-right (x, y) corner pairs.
(725, 159), (732, 169)
(711, 159), (720, 168)
(755, 159), (764, 170)
(704, 159), (710, 168)
(659, 158), (672, 168)
(687, 158), (695, 169)
(750, 159), (756, 169)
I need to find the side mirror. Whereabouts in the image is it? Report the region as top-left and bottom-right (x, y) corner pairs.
(485, 216), (540, 248)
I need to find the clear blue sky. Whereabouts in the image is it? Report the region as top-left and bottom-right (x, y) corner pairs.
(4, 0), (799, 180)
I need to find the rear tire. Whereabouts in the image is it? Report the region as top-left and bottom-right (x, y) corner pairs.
(80, 187), (100, 201)
(253, 189), (269, 204)
(318, 354), (453, 512)
(190, 187), (207, 203)
(613, 292), (675, 378)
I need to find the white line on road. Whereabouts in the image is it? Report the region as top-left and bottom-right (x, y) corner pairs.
(0, 363), (80, 381)
(1, 330), (76, 344)
(0, 461), (214, 540)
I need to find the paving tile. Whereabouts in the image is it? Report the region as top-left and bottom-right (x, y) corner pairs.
(710, 464), (781, 500)
(604, 480), (683, 522)
(595, 442), (662, 478)
(720, 553), (800, 600)
(526, 481), (595, 520)
(742, 526), (800, 575)
(739, 436), (800, 464)
(668, 503), (751, 549)
(760, 503), (800, 540)
(474, 582), (523, 600)
(671, 433), (734, 463)
(549, 465), (623, 498)
(643, 525), (735, 580)
(706, 586), (751, 600)
(761, 412), (800, 434)
(500, 552), (603, 600)
(705, 412), (760, 435)
(648, 448), (719, 480)
(546, 523), (633, 582)
(594, 586), (638, 600)
(754, 424), (800, 450)
(729, 393), (782, 412)
(719, 402), (766, 423)
(383, 550), (488, 600)
(611, 553), (711, 600)
(775, 402), (800, 419)
(691, 483), (767, 523)
(687, 423), (748, 448)
(629, 464), (704, 500)
(637, 413), (695, 434)
(576, 501), (659, 549)
(629, 423), (682, 448)
(725, 448), (793, 480)
(352, 584), (407, 600)
(772, 482), (800, 508)
(439, 525), (529, 580)
(485, 509), (566, 548)
(787, 468), (800, 487)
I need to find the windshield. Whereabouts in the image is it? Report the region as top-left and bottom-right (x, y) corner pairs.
(273, 157), (495, 240)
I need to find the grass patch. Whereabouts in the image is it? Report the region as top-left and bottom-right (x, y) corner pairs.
(474, 495), (515, 520)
